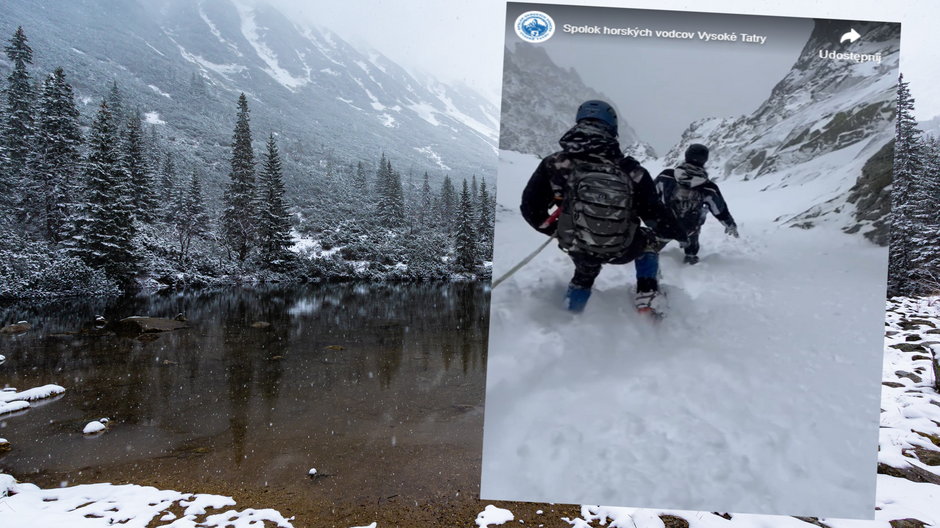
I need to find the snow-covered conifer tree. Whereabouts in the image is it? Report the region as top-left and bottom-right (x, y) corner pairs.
(256, 134), (294, 270)
(438, 175), (457, 236)
(222, 93), (256, 262)
(454, 178), (477, 272)
(32, 67), (82, 242)
(79, 101), (139, 282)
(2, 27), (35, 215)
(477, 177), (494, 260)
(174, 169), (209, 264)
(122, 111), (158, 223)
(888, 75), (926, 297)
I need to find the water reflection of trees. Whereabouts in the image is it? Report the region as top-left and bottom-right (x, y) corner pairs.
(0, 283), (488, 442)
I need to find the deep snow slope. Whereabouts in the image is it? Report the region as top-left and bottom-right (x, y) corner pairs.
(481, 150), (888, 518)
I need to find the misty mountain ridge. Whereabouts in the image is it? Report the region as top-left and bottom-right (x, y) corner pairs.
(0, 0), (499, 200)
(499, 20), (899, 245)
(662, 20), (900, 243)
(499, 42), (656, 161)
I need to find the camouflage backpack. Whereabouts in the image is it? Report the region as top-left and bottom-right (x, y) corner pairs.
(556, 159), (637, 259)
(671, 182), (705, 218)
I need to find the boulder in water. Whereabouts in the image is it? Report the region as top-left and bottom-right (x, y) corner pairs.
(113, 316), (189, 334)
(1, 322), (30, 335)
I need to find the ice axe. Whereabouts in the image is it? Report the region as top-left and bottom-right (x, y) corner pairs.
(491, 207), (562, 289)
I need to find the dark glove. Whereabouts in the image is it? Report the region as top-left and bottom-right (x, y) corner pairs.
(619, 156), (640, 174)
(725, 224), (739, 238)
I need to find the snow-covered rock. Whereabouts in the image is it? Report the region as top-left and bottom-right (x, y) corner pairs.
(476, 505), (514, 528)
(83, 420), (107, 435)
(0, 384), (66, 415)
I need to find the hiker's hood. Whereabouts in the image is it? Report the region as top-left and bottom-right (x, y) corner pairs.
(558, 121), (621, 160)
(675, 162), (710, 187)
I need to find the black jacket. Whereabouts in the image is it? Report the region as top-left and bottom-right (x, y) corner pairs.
(654, 167), (736, 231)
(520, 122), (687, 246)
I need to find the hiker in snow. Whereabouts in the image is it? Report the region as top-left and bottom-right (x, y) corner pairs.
(520, 100), (687, 315)
(654, 143), (738, 265)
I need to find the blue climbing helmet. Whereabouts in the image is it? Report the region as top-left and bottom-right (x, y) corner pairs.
(575, 100), (617, 136)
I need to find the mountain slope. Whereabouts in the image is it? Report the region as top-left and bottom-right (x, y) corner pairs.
(0, 0), (499, 196)
(499, 42), (655, 160)
(660, 20), (899, 242)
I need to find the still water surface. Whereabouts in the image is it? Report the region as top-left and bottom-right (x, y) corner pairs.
(0, 283), (489, 504)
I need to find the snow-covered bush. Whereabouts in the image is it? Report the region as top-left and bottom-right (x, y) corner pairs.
(0, 229), (118, 300)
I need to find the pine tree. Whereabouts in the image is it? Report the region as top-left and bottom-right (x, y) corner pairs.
(354, 160), (369, 194)
(470, 174), (479, 223)
(909, 135), (940, 289)
(32, 67), (83, 243)
(385, 158), (405, 228)
(106, 80), (125, 131)
(373, 154), (404, 228)
(888, 74), (926, 297)
(159, 151), (179, 221)
(174, 169), (209, 264)
(256, 134), (294, 271)
(454, 179), (477, 273)
(373, 152), (389, 215)
(79, 101), (138, 282)
(222, 93), (256, 261)
(419, 171), (433, 227)
(438, 175), (457, 236)
(477, 176), (494, 260)
(2, 26), (35, 214)
(122, 111), (158, 223)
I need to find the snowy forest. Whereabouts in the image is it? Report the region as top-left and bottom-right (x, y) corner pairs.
(888, 74), (940, 297)
(0, 27), (496, 300)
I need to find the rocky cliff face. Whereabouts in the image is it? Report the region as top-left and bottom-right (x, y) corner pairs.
(499, 43), (655, 160)
(661, 20), (900, 243)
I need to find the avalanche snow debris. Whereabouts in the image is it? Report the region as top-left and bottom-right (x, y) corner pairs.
(232, 1), (308, 91)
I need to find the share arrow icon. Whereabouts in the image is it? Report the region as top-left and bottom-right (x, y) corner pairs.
(840, 28), (861, 44)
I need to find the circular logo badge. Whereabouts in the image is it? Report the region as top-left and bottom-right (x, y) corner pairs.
(514, 11), (555, 43)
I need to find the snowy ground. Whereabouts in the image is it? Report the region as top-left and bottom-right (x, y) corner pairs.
(2, 295), (938, 528)
(487, 296), (937, 528)
(481, 150), (890, 518)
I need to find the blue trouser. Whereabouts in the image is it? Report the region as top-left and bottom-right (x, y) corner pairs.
(568, 228), (660, 292)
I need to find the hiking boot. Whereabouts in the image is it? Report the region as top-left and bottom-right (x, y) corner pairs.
(635, 289), (666, 317)
(683, 254), (699, 265)
(564, 285), (592, 313)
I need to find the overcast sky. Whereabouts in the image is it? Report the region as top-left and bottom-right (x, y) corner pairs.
(267, 0), (939, 121)
(504, 3), (817, 152)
